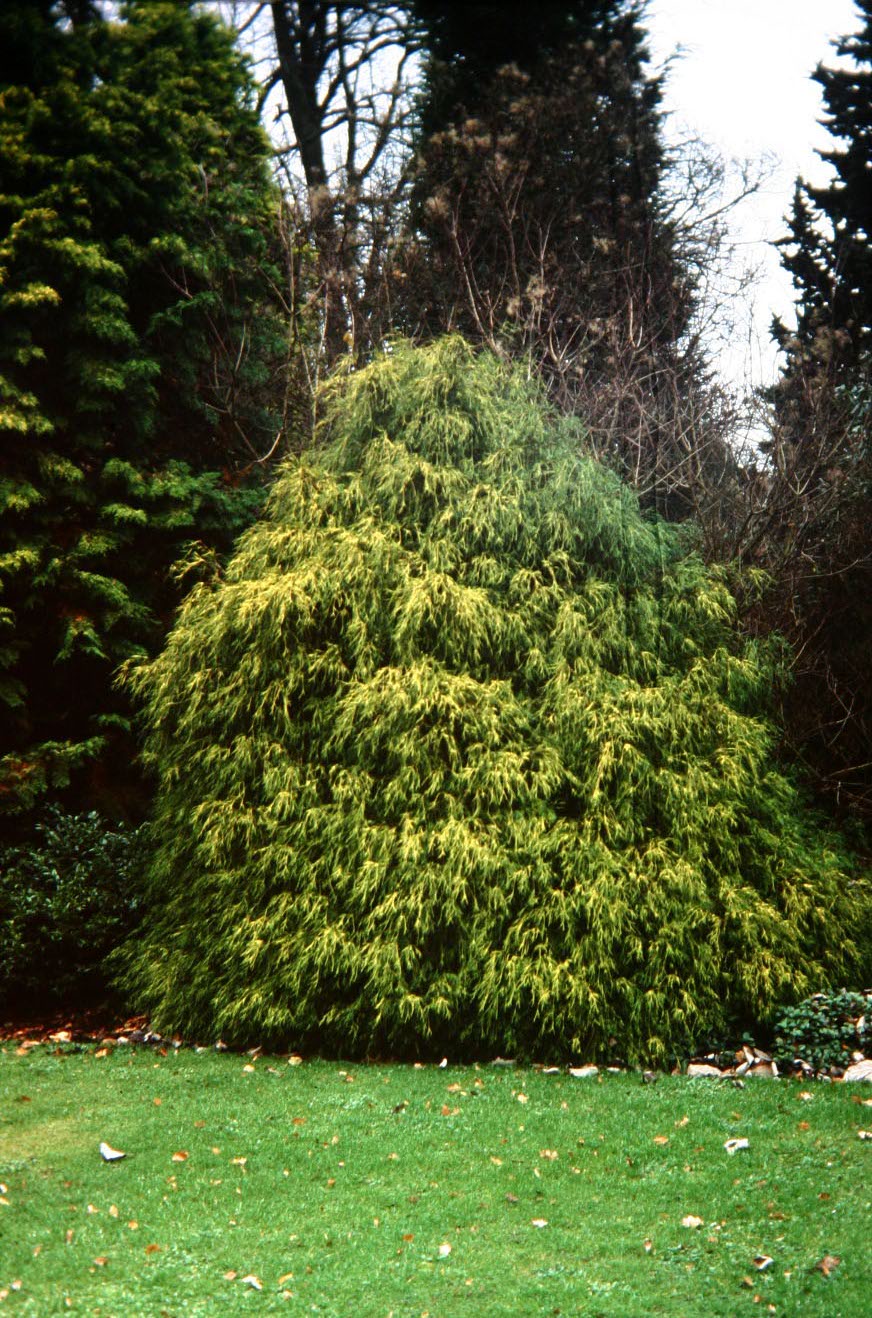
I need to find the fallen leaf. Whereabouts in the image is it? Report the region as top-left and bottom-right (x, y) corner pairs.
(653, 1135), (669, 1146)
(539, 1149), (558, 1160)
(277, 1272), (294, 1285)
(681, 1215), (704, 1229)
(815, 1254), (840, 1277)
(799, 1091), (814, 1102)
(171, 1151), (189, 1163)
(858, 1130), (872, 1141)
(568, 1066), (598, 1079)
(93, 1257), (108, 1267)
(439, 1058), (448, 1069)
(438, 1242), (451, 1257)
(223, 1270), (238, 1280)
(490, 1156), (502, 1166)
(288, 1054), (303, 1066)
(153, 1097), (161, 1106)
(240, 1275), (262, 1290)
(65, 1230), (74, 1245)
(753, 1255), (774, 1271)
(87, 1204), (98, 1214)
(127, 1221), (138, 1230)
(505, 1193), (519, 1205)
(242, 1064), (255, 1074)
(723, 1138), (749, 1154)
(516, 1093), (528, 1104)
(95, 1048), (108, 1058)
(145, 1244), (161, 1255)
(231, 1157), (247, 1166)
(446, 1083), (463, 1093)
(675, 1116), (689, 1128)
(818, 1192), (831, 1201)
(531, 1218), (548, 1228)
(643, 1239), (653, 1253)
(108, 1205), (118, 1218)
(387, 1152), (399, 1161)
(99, 1142), (126, 1162)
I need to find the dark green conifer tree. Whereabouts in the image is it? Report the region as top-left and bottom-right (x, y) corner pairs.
(118, 338), (869, 1061)
(398, 2), (710, 519)
(0, 0), (288, 815)
(766, 1), (872, 823)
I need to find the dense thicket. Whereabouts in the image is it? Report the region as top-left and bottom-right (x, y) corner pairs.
(118, 339), (868, 1062)
(0, 0), (287, 817)
(763, 0), (872, 823)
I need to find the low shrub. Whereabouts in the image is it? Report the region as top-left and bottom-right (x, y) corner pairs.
(0, 806), (146, 1011)
(773, 989), (870, 1073)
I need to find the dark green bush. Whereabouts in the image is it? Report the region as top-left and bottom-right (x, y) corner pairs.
(773, 990), (871, 1073)
(118, 337), (870, 1062)
(0, 806), (146, 1011)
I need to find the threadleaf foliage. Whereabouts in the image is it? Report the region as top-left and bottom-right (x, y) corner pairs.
(120, 338), (868, 1061)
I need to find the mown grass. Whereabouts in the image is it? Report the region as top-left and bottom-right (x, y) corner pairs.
(0, 1045), (869, 1315)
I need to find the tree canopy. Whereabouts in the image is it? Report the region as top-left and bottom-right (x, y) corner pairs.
(0, 0), (287, 816)
(118, 338), (867, 1061)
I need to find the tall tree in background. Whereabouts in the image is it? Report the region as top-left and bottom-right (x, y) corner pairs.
(396, 1), (737, 521)
(763, 0), (872, 824)
(0, 0), (288, 817)
(259, 1), (421, 362)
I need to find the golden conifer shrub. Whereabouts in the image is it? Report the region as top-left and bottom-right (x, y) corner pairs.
(118, 338), (869, 1061)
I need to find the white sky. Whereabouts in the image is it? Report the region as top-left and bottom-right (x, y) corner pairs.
(644, 0), (861, 396)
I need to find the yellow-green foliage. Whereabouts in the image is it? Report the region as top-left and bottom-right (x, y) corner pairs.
(120, 338), (869, 1061)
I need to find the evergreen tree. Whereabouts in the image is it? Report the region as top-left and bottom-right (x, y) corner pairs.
(765, 1), (872, 823)
(118, 338), (868, 1062)
(774, 1), (872, 391)
(0, 0), (288, 816)
(396, 2), (718, 520)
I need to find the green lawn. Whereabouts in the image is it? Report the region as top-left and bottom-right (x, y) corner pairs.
(0, 1045), (869, 1315)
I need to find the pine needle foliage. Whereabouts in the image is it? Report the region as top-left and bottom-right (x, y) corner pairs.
(120, 338), (869, 1062)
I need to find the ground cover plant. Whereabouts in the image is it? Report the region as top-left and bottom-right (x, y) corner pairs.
(117, 335), (869, 1062)
(1, 1044), (870, 1315)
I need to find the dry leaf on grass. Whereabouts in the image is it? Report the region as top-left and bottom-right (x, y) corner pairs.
(99, 1142), (126, 1162)
(815, 1255), (840, 1276)
(171, 1151), (188, 1163)
(531, 1218), (548, 1228)
(240, 1275), (262, 1290)
(753, 1255), (774, 1271)
(681, 1215), (704, 1229)
(653, 1135), (669, 1146)
(858, 1130), (872, 1140)
(438, 1243), (451, 1258)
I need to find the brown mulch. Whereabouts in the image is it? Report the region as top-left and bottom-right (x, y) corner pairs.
(0, 1007), (149, 1045)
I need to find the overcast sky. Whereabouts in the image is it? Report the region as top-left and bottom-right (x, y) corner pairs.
(644, 0), (862, 396)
